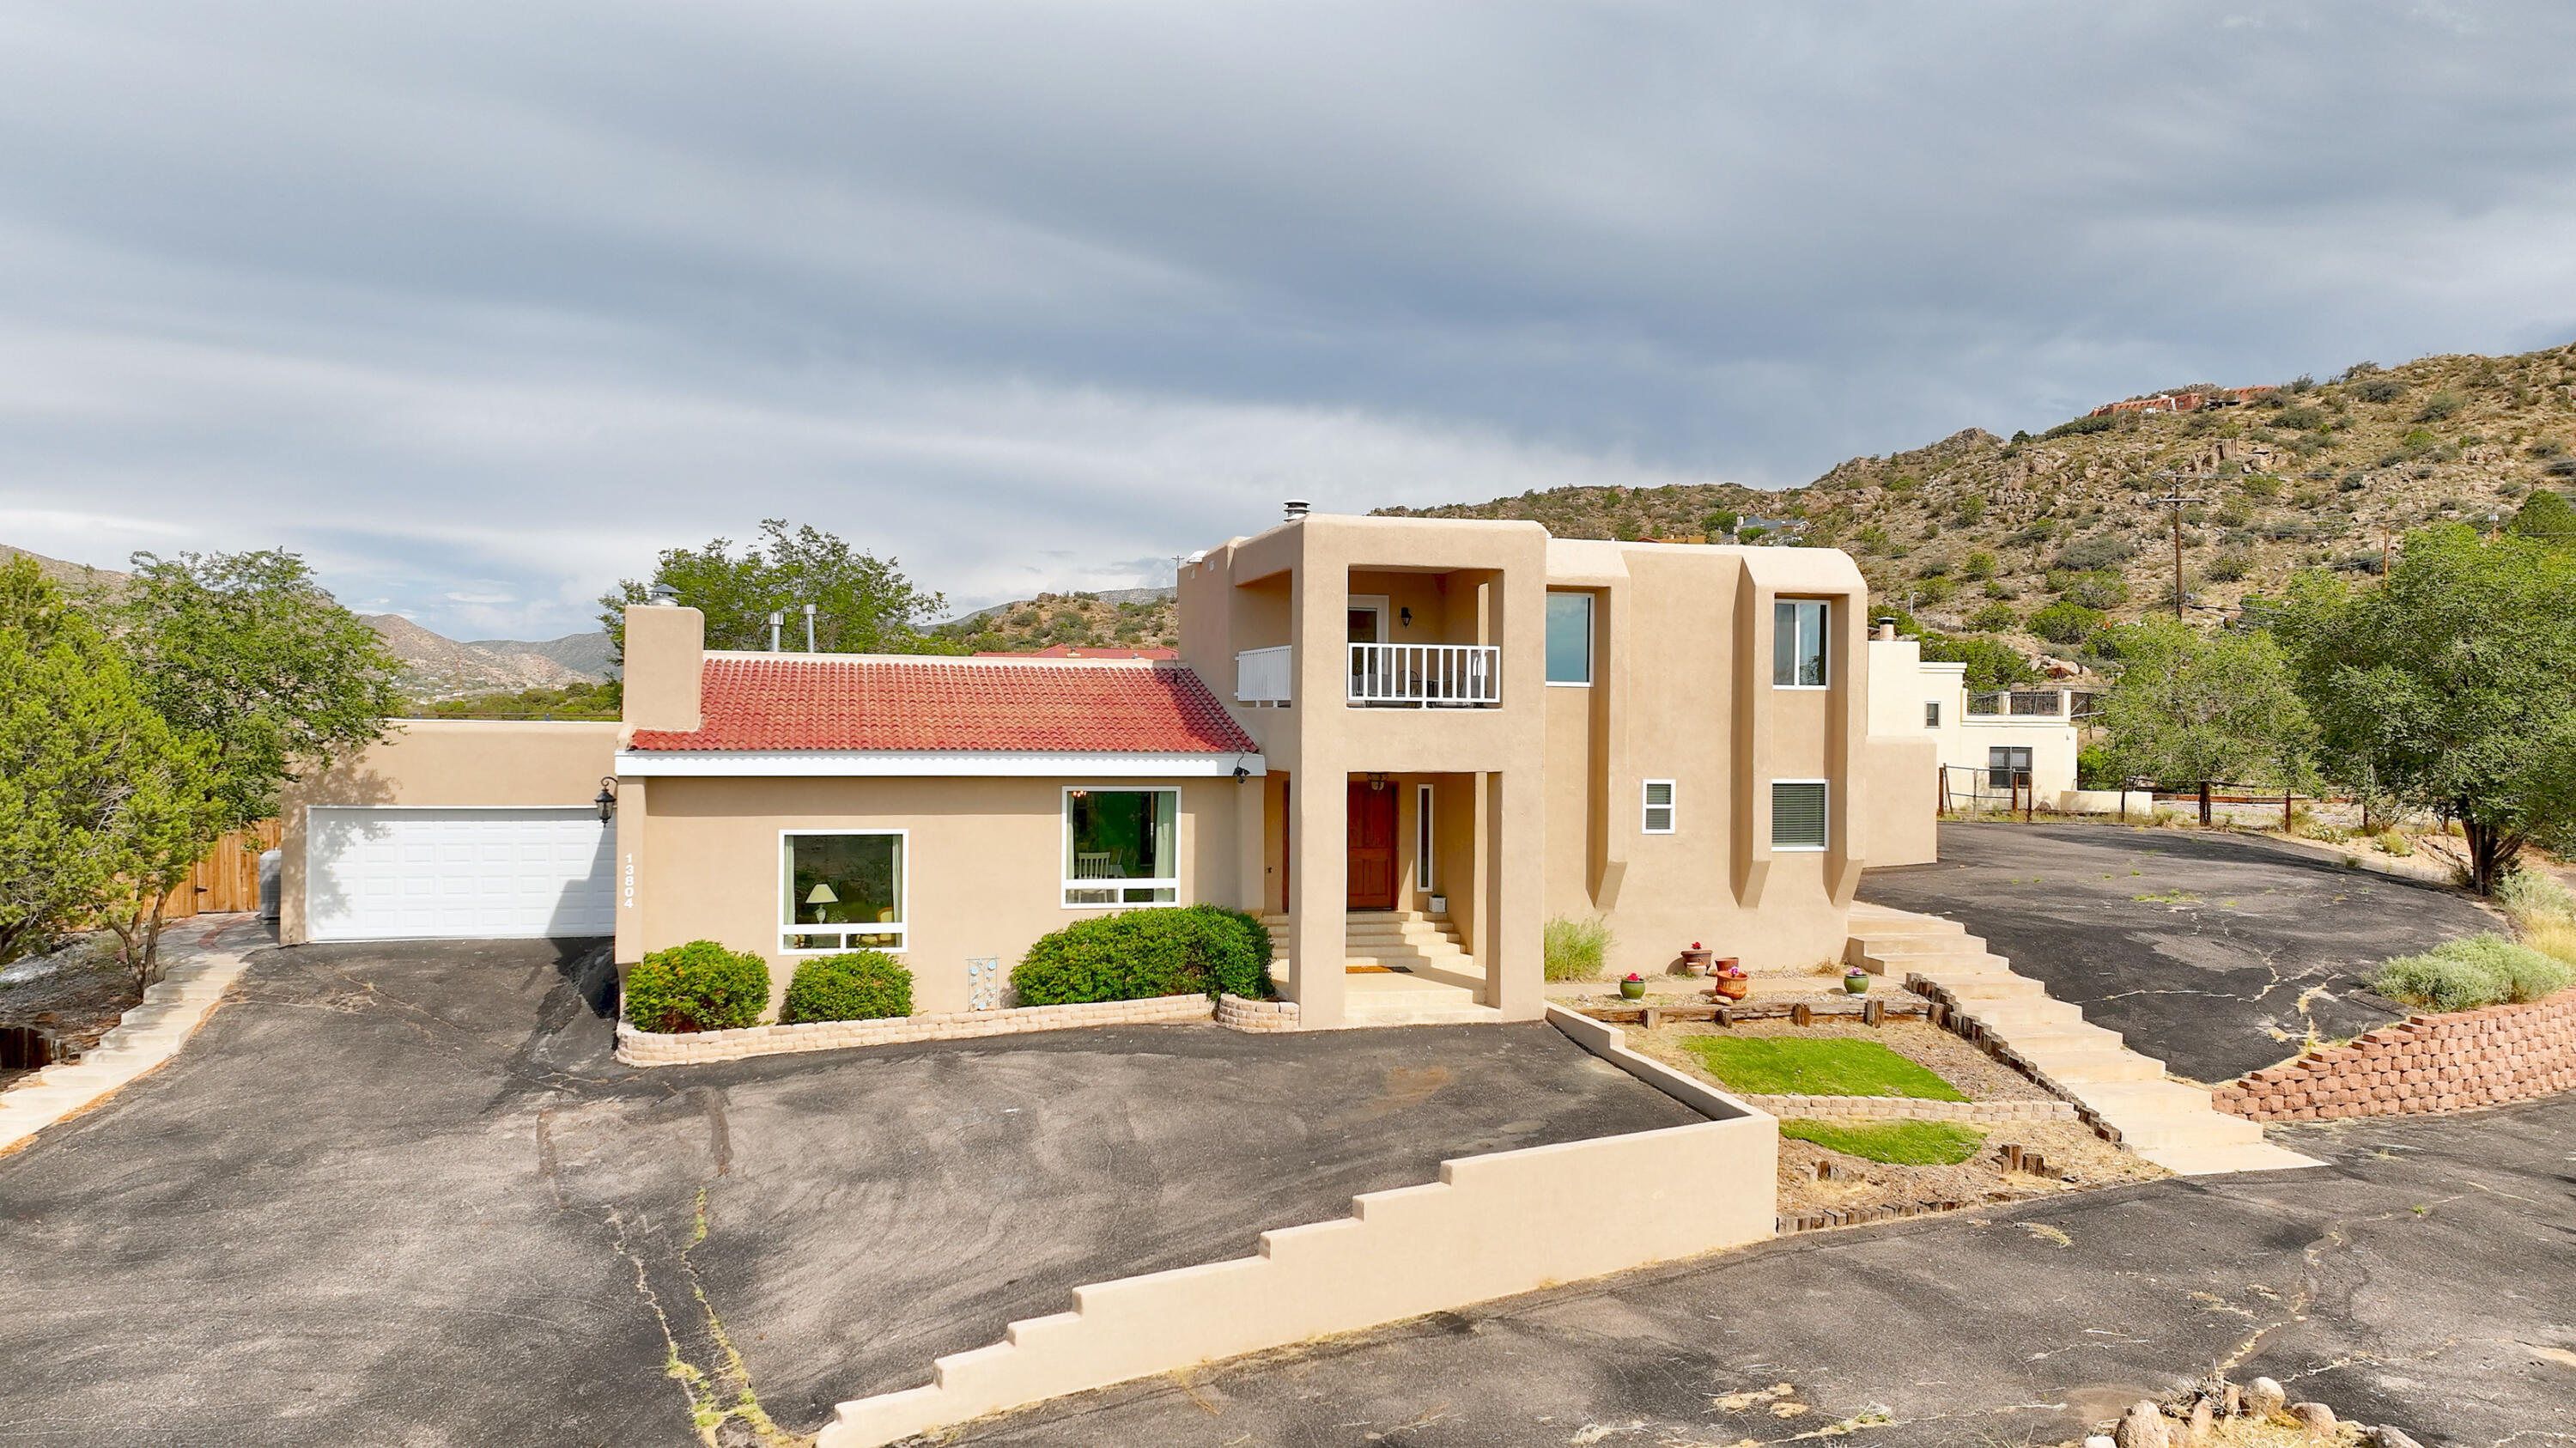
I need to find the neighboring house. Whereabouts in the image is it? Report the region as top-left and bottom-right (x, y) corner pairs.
(1866, 630), (2081, 810)
(282, 509), (1941, 1029)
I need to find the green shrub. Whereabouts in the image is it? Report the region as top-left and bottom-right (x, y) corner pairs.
(1960, 550), (1997, 581)
(2372, 830), (2413, 857)
(1012, 904), (1273, 1005)
(2028, 600), (2105, 647)
(2076, 745), (2123, 791)
(2052, 535), (2137, 573)
(1966, 602), (2019, 633)
(2367, 934), (2573, 1013)
(624, 940), (770, 1033)
(2494, 869), (2575, 925)
(1543, 915), (1614, 982)
(780, 951), (913, 1023)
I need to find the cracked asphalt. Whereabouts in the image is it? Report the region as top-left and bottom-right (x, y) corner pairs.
(940, 1098), (2576, 1448)
(0, 938), (1698, 1445)
(1858, 823), (2494, 1083)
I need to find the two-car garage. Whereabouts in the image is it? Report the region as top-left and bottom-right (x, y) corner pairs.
(303, 807), (614, 942)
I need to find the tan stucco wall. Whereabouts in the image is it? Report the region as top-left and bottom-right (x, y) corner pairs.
(629, 776), (1250, 1017)
(277, 720), (621, 943)
(1866, 636), (2080, 805)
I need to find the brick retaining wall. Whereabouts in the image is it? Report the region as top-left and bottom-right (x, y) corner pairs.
(1746, 1093), (2075, 1124)
(2214, 993), (2576, 1123)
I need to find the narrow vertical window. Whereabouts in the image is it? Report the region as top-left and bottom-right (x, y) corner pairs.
(1546, 592), (1594, 684)
(1642, 780), (1676, 834)
(1415, 783), (1435, 890)
(1772, 599), (1827, 686)
(1924, 700), (1941, 727)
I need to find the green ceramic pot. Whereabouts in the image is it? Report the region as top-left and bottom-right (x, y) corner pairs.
(1843, 971), (1870, 995)
(1619, 978), (1647, 1000)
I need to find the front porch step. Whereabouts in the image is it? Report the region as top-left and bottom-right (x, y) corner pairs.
(1340, 971), (1498, 1027)
(1263, 911), (1476, 978)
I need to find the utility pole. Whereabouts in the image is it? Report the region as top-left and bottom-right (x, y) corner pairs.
(2150, 472), (2208, 621)
(2379, 522), (2392, 578)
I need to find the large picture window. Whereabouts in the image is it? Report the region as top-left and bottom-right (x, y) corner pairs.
(782, 830), (904, 952)
(1546, 592), (1594, 684)
(1064, 788), (1179, 906)
(1772, 599), (1828, 687)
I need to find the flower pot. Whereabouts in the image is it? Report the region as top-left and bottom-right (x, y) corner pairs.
(1710, 976), (1750, 1002)
(1428, 894), (1449, 916)
(1618, 978), (1648, 1001)
(1844, 972), (1870, 995)
(1679, 948), (1713, 976)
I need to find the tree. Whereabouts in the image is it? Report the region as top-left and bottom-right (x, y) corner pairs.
(2508, 489), (2576, 542)
(2028, 600), (2106, 647)
(2095, 618), (2312, 792)
(1918, 632), (2040, 689)
(0, 558), (221, 979)
(110, 550), (401, 834)
(598, 520), (956, 666)
(2276, 526), (2576, 892)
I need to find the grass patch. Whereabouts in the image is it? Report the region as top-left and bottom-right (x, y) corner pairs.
(1685, 1037), (1966, 1100)
(1780, 1117), (1986, 1165)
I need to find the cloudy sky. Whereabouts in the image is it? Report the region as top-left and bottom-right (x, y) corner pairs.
(3, 2), (2572, 639)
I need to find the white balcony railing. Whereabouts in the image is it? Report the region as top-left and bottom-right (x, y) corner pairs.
(1966, 689), (2069, 719)
(1236, 645), (1293, 704)
(1348, 643), (1500, 707)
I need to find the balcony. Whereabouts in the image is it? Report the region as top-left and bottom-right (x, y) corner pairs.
(1348, 643), (1499, 708)
(1236, 645), (1293, 705)
(1966, 689), (2069, 719)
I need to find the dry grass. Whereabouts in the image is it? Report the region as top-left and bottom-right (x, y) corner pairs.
(2521, 916), (2576, 967)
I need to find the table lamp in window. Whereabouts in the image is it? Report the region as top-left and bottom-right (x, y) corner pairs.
(805, 883), (837, 923)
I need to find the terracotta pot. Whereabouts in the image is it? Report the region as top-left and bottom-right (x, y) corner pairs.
(1710, 976), (1750, 1002)
(1619, 978), (1648, 1001)
(1679, 948), (1713, 976)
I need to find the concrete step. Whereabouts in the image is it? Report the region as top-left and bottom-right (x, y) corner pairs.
(1946, 996), (2090, 1028)
(1910, 970), (2047, 1000)
(2140, 1141), (2328, 1176)
(2014, 1049), (2166, 1083)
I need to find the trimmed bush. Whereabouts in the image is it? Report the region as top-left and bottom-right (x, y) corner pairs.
(1012, 903), (1272, 1006)
(2368, 934), (2573, 1013)
(624, 940), (769, 1033)
(780, 951), (912, 1023)
(1543, 915), (1613, 982)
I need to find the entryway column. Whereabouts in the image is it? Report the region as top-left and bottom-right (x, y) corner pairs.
(1285, 772), (1347, 1028)
(1486, 767), (1547, 1020)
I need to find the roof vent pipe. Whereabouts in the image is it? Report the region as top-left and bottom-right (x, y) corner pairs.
(647, 583), (679, 606)
(1284, 499), (1310, 520)
(769, 611), (784, 651)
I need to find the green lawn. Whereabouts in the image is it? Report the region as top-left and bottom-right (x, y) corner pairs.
(1683, 1036), (1967, 1101)
(1780, 1117), (1988, 1165)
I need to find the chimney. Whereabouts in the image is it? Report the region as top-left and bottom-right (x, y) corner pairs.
(1284, 499), (1310, 520)
(622, 603), (705, 738)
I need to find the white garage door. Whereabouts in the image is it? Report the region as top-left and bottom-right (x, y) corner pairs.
(306, 806), (614, 942)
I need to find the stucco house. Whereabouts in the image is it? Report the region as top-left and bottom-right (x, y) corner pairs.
(282, 508), (1940, 1027)
(1865, 630), (2085, 812)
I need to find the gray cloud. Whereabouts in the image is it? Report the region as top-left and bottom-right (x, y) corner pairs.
(2, 1), (2571, 636)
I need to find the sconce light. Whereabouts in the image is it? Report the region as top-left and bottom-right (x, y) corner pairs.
(594, 777), (618, 824)
(1366, 772), (1389, 791)
(1232, 763), (1250, 782)
(1399, 606), (1413, 627)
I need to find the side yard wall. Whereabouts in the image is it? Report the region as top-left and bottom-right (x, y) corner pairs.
(2214, 994), (2576, 1123)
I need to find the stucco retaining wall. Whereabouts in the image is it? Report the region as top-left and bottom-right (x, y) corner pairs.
(1745, 1093), (2075, 1123)
(2214, 993), (2576, 1123)
(614, 994), (1216, 1066)
(818, 1018), (1773, 1447)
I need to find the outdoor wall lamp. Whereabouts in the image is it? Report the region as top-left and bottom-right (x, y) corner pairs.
(595, 777), (618, 824)
(1399, 606), (1412, 627)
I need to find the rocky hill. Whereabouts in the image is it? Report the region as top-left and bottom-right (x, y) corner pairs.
(0, 545), (129, 592)
(935, 588), (1177, 653)
(1380, 340), (2576, 666)
(358, 615), (611, 701)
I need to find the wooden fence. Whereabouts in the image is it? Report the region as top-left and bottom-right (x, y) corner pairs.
(158, 819), (282, 919)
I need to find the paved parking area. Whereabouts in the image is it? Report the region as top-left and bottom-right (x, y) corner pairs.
(0, 940), (1699, 1445)
(1858, 823), (2493, 1082)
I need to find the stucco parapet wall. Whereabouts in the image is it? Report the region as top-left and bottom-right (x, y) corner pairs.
(819, 1019), (1774, 1448)
(1745, 1094), (2075, 1123)
(614, 995), (1216, 1066)
(2214, 992), (2576, 1123)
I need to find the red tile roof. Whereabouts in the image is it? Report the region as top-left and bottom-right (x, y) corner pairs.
(628, 655), (1260, 754)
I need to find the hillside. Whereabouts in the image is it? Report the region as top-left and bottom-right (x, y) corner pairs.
(359, 615), (612, 701)
(0, 545), (130, 592)
(1380, 340), (2576, 667)
(933, 588), (1177, 653)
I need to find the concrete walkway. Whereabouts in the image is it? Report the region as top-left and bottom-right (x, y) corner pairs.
(1846, 902), (2319, 1175)
(0, 914), (270, 1155)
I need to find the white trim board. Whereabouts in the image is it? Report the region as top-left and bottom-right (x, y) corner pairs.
(617, 749), (1265, 778)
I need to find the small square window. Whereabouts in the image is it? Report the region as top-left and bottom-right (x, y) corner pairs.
(1642, 779), (1675, 834)
(1772, 599), (1827, 687)
(1771, 781), (1827, 851)
(1924, 700), (1941, 727)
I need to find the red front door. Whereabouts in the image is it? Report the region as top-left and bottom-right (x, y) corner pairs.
(1346, 781), (1399, 910)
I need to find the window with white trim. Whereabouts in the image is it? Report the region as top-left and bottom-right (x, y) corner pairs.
(1642, 779), (1675, 834)
(1063, 787), (1179, 906)
(1924, 700), (1941, 727)
(1414, 783), (1435, 890)
(1771, 781), (1827, 850)
(783, 830), (905, 952)
(1772, 599), (1828, 687)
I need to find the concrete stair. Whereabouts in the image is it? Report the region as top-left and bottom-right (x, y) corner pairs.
(1844, 903), (2323, 1177)
(1258, 911), (1499, 1027)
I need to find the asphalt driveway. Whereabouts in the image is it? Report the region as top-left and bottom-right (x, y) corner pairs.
(0, 939), (1700, 1445)
(940, 1096), (2576, 1448)
(1859, 823), (2494, 1082)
